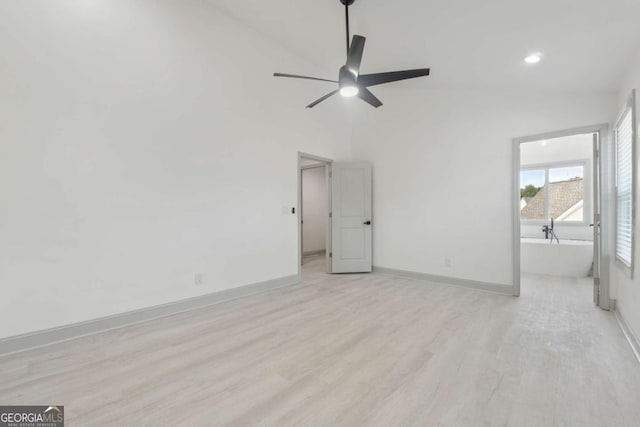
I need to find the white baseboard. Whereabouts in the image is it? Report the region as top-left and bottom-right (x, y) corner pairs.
(303, 250), (326, 256)
(615, 307), (640, 365)
(374, 266), (513, 295)
(0, 275), (299, 357)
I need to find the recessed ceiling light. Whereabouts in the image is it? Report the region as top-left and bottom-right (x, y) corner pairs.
(524, 53), (543, 64)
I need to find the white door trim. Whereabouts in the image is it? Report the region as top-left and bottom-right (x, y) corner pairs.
(298, 152), (333, 279)
(512, 123), (611, 309)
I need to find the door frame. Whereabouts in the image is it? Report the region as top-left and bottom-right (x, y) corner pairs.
(298, 152), (333, 279)
(512, 123), (611, 309)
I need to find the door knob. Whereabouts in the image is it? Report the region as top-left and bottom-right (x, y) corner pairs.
(363, 220), (371, 225)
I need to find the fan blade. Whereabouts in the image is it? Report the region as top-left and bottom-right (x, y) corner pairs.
(306, 90), (339, 108)
(358, 68), (430, 87)
(357, 87), (383, 108)
(346, 35), (366, 74)
(274, 73), (338, 83)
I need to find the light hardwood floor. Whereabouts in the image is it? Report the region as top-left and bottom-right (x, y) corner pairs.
(1, 256), (639, 426)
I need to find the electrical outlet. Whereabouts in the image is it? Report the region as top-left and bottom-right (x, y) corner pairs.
(194, 274), (204, 285)
(444, 258), (453, 268)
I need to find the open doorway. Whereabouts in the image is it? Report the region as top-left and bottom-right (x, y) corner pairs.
(298, 153), (332, 278)
(297, 154), (373, 278)
(512, 124), (610, 310)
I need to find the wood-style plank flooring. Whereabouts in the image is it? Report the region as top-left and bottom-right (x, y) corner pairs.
(1, 256), (639, 426)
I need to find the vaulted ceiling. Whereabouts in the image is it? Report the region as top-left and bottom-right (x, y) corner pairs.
(205, 0), (640, 94)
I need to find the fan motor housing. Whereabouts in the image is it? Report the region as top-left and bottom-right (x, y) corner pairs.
(338, 65), (358, 89)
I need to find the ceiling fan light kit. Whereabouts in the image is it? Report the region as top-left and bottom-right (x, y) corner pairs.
(274, 0), (430, 108)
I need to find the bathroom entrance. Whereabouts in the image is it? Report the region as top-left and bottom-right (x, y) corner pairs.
(512, 125), (610, 309)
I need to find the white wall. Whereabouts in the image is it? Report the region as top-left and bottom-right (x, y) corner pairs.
(352, 87), (615, 287)
(611, 49), (640, 343)
(520, 133), (594, 241)
(302, 167), (327, 254)
(0, 1), (351, 339)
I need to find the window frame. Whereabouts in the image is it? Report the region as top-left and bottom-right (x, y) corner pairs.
(520, 159), (591, 226)
(614, 89), (637, 276)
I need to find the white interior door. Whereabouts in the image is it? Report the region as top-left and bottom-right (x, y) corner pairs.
(331, 162), (372, 273)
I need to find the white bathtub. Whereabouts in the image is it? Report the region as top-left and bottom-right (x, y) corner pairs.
(521, 238), (593, 277)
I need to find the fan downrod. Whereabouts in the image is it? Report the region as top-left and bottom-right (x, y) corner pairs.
(340, 0), (356, 54)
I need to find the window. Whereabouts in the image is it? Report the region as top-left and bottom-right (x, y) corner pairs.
(615, 90), (636, 270)
(520, 163), (586, 223)
(520, 169), (545, 220)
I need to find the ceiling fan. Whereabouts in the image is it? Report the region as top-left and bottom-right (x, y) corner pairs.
(274, 0), (430, 108)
